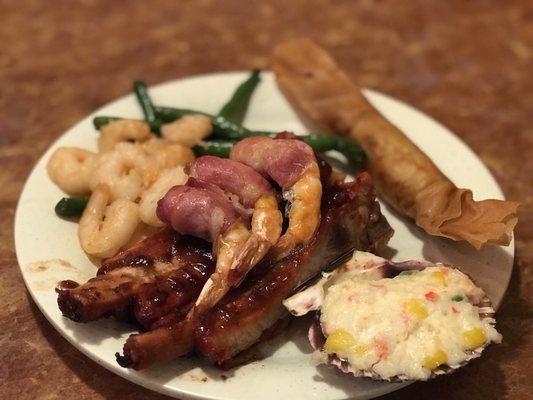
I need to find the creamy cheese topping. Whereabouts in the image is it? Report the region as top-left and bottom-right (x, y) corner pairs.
(320, 266), (502, 380)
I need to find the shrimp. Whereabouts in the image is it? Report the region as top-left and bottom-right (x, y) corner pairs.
(161, 114), (213, 147)
(187, 156), (283, 310)
(140, 138), (195, 186)
(98, 119), (151, 152)
(230, 136), (322, 260)
(78, 185), (140, 258)
(46, 147), (98, 195)
(90, 143), (145, 201)
(193, 221), (252, 315)
(139, 166), (188, 227)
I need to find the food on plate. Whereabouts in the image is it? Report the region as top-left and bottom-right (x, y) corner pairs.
(157, 157), (282, 316)
(284, 251), (501, 381)
(57, 228), (214, 328)
(272, 38), (519, 249)
(78, 184), (140, 258)
(57, 170), (393, 370)
(98, 119), (152, 152)
(47, 147), (98, 195)
(50, 65), (505, 384)
(47, 71), (365, 262)
(160, 114), (213, 147)
(230, 135), (322, 260)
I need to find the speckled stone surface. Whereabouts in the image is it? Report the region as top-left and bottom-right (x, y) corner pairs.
(1, 1), (532, 399)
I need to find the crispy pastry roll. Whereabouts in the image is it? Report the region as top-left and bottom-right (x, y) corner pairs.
(272, 38), (518, 249)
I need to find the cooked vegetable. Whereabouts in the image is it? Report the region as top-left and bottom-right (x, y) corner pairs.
(54, 196), (89, 218)
(218, 69), (261, 122)
(93, 116), (121, 130)
(154, 107), (207, 122)
(156, 106), (365, 162)
(193, 140), (236, 158)
(302, 135), (366, 163)
(133, 81), (162, 135)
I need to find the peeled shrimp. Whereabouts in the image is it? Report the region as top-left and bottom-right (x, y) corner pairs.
(46, 147), (98, 195)
(89, 143), (145, 201)
(139, 166), (188, 227)
(161, 114), (213, 147)
(230, 136), (322, 260)
(98, 119), (151, 152)
(78, 185), (140, 258)
(140, 138), (195, 186)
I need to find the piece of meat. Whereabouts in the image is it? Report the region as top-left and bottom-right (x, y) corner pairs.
(156, 178), (242, 242)
(118, 172), (393, 369)
(196, 172), (392, 364)
(189, 156), (275, 208)
(230, 136), (316, 187)
(57, 229), (214, 324)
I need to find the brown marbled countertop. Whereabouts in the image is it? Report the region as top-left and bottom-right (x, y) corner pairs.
(1, 1), (532, 399)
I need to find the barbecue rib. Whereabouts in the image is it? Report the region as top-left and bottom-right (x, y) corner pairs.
(57, 230), (214, 327)
(118, 172), (393, 369)
(196, 172), (392, 364)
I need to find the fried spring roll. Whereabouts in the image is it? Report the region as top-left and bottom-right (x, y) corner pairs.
(272, 38), (519, 249)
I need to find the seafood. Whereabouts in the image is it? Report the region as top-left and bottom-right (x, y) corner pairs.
(134, 172), (392, 369)
(156, 175), (256, 314)
(140, 138), (195, 186)
(78, 185), (140, 258)
(139, 166), (188, 227)
(284, 251), (501, 381)
(230, 136), (322, 259)
(188, 156), (282, 309)
(89, 143), (146, 201)
(46, 147), (98, 195)
(161, 114), (213, 147)
(98, 119), (151, 152)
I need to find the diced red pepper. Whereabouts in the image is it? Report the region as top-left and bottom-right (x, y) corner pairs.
(424, 291), (438, 301)
(373, 338), (389, 359)
(452, 306), (460, 314)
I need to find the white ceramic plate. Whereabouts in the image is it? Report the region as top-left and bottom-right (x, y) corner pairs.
(15, 72), (514, 400)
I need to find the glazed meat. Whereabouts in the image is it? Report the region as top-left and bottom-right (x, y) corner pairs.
(196, 172), (392, 364)
(57, 229), (214, 327)
(117, 172), (393, 369)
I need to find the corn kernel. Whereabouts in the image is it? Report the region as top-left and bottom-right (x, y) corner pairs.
(325, 329), (356, 353)
(325, 330), (369, 357)
(352, 344), (369, 356)
(404, 299), (428, 320)
(463, 328), (487, 349)
(431, 270), (446, 285)
(422, 349), (448, 370)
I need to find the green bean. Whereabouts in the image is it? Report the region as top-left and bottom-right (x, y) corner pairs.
(334, 136), (366, 163)
(154, 107), (253, 139)
(193, 140), (236, 158)
(156, 106), (365, 163)
(155, 106), (208, 123)
(300, 134), (338, 152)
(93, 116), (122, 130)
(218, 69), (261, 122)
(211, 115), (260, 139)
(55, 196), (89, 218)
(133, 81), (161, 135)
